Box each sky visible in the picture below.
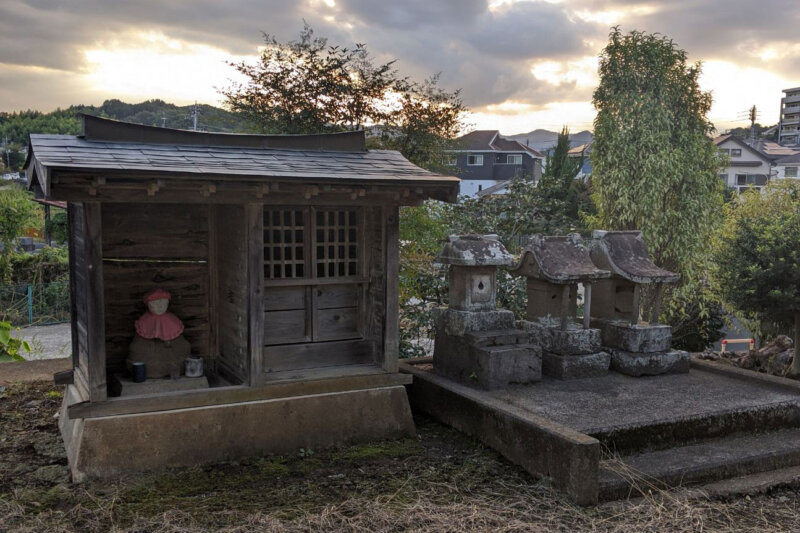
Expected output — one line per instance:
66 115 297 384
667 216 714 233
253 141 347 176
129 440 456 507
1 0 799 136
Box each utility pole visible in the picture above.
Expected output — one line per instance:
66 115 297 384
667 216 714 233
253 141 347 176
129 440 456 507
2 136 11 172
190 102 199 131
161 112 167 128
749 105 758 146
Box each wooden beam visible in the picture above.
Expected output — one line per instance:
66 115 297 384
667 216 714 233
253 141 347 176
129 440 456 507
382 206 400 373
84 202 107 402
246 204 264 385
208 205 218 358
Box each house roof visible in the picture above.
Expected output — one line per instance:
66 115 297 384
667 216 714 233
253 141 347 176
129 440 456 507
750 138 800 160
454 130 544 157
568 142 592 156
589 230 680 284
475 180 510 197
713 134 773 162
25 115 460 200
775 153 800 165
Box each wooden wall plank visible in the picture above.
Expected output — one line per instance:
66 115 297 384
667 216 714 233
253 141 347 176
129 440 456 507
261 339 375 373
102 203 209 259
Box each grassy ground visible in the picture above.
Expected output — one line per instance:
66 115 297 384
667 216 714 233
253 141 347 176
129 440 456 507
1 381 799 532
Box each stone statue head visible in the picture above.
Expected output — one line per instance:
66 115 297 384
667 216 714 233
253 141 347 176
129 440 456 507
143 288 171 316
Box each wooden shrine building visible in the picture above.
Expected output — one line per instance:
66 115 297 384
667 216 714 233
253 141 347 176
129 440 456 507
25 114 459 479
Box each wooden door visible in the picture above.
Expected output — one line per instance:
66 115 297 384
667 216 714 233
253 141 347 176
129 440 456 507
261 207 372 372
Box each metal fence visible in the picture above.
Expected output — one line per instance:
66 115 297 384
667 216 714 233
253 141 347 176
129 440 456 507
0 281 70 326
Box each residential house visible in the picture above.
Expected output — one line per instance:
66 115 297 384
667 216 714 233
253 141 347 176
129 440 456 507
774 153 800 180
568 141 592 180
778 87 800 147
446 130 544 197
714 135 774 192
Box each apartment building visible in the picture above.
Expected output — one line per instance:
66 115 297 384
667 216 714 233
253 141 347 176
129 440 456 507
778 86 800 147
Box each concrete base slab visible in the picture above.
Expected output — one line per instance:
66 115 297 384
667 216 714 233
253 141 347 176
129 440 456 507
610 349 690 377
542 351 610 380
518 319 602 355
591 319 672 353
60 383 415 481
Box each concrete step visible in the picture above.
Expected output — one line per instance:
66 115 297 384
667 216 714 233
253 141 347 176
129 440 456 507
598 427 800 501
590 400 800 455
463 329 530 347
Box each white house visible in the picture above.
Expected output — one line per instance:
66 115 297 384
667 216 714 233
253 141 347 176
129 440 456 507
714 135 774 192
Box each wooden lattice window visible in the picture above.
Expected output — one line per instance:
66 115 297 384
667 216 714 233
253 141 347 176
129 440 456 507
263 209 307 280
314 209 359 278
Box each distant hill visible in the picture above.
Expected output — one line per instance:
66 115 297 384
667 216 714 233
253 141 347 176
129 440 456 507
0 99 253 146
506 129 594 153
0 99 255 171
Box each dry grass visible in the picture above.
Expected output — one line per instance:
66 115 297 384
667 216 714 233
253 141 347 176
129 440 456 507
1 381 798 532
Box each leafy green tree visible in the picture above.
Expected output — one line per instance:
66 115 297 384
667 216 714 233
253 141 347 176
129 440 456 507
591 28 724 277
222 25 466 171
714 181 800 376
0 186 42 282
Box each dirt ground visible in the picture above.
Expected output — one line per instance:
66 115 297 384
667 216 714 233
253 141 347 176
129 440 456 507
1 381 799 533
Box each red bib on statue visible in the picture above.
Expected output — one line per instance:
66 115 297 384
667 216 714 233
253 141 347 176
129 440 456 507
134 312 185 341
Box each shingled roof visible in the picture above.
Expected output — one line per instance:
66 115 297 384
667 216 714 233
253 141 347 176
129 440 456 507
454 130 544 157
25 115 460 200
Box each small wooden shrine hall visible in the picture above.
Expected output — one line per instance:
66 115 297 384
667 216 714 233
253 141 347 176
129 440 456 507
25 114 459 479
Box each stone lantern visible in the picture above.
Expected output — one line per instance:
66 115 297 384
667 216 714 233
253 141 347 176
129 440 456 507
588 230 688 376
511 233 613 379
439 234 510 312
433 235 541 389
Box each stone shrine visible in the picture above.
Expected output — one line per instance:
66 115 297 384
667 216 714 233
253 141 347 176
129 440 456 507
511 234 613 379
588 230 689 376
432 235 541 389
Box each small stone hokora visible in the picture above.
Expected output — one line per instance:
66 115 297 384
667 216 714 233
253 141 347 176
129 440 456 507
127 288 190 379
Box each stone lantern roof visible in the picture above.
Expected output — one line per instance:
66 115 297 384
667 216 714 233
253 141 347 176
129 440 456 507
510 233 611 284
438 234 513 266
589 230 680 284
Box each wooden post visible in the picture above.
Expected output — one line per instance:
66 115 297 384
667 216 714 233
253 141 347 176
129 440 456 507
630 284 641 325
650 283 663 325
559 284 571 331
246 204 264 386
583 282 592 330
84 202 107 402
382 205 399 373
207 205 218 360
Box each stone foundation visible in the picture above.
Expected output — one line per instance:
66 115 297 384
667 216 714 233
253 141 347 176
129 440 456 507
542 351 611 380
609 349 690 377
432 307 515 336
60 383 415 481
434 332 541 389
591 319 672 353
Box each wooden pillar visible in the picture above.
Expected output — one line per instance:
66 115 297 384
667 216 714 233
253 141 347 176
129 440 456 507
559 284 571 331
382 205 399 372
246 204 264 386
84 202 107 402
44 204 51 246
650 283 663 325
583 282 592 330
630 284 641 325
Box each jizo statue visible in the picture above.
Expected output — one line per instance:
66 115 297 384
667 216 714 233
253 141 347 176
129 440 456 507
128 288 190 379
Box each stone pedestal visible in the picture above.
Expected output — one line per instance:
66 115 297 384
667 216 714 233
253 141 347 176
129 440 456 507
433 308 540 389
518 318 610 380
128 335 190 379
592 318 689 376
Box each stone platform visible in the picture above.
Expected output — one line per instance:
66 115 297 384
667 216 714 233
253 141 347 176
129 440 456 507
60 377 415 481
402 356 800 505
